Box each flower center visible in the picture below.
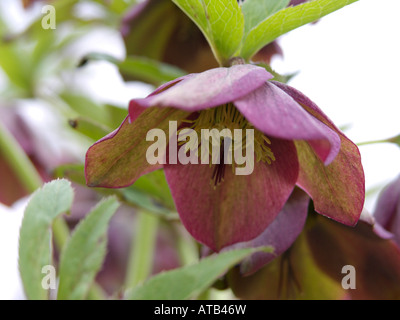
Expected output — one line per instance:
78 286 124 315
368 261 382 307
179 104 275 186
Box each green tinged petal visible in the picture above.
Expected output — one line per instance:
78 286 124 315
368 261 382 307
85 108 188 188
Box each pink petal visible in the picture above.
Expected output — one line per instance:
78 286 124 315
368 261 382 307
164 138 299 251
272 81 365 226
129 76 192 121
128 65 272 113
271 81 341 132
234 82 340 165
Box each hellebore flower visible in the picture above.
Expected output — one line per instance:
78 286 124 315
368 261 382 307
374 174 400 247
85 64 365 251
227 191 400 300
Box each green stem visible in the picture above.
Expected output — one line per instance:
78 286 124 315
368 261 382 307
0 121 43 193
175 225 198 266
357 139 389 146
52 216 71 252
125 210 159 288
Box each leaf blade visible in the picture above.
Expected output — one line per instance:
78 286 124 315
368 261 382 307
124 247 272 300
172 0 244 64
240 0 359 60
18 179 74 300
241 0 290 35
57 197 120 300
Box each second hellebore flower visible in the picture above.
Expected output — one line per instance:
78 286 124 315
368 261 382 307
85 64 365 251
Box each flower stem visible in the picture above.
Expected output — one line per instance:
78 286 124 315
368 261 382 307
357 133 400 147
125 210 159 288
357 139 389 146
175 225 198 266
52 216 71 252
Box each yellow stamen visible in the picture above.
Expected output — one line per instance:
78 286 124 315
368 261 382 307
178 104 275 186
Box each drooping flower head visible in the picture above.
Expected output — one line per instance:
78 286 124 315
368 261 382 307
85 63 365 251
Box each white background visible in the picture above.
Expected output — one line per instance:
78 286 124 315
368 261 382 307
272 0 400 211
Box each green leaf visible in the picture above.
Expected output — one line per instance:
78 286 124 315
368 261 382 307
0 42 33 93
53 164 86 186
241 0 290 34
68 117 111 141
124 247 271 300
107 0 138 14
19 179 74 300
132 170 175 210
119 55 186 85
60 93 110 126
240 0 359 60
172 0 244 65
60 91 128 131
120 171 177 218
57 197 120 300
121 187 175 218
80 53 186 86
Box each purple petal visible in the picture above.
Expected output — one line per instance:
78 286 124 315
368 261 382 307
128 65 272 113
128 76 192 122
271 81 341 134
359 209 393 239
164 138 299 251
148 75 194 97
289 0 309 6
234 82 340 165
228 188 309 275
374 175 400 246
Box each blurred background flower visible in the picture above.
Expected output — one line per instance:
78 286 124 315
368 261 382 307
226 196 400 300
373 174 400 247
1 0 400 300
